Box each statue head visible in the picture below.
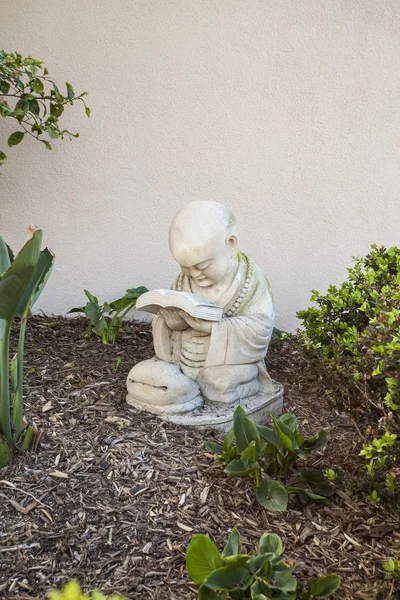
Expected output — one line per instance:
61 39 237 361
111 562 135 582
169 201 238 287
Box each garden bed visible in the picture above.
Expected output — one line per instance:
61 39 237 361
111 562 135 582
0 317 398 599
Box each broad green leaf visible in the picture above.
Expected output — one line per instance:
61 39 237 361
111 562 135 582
84 289 98 304
0 227 42 321
204 441 223 455
222 428 235 451
125 286 148 299
16 248 54 318
270 564 297 592
221 554 250 568
309 574 341 597
8 131 24 147
85 301 101 323
233 406 260 453
251 581 271 597
186 534 222 585
247 553 273 575
278 414 299 432
224 458 255 475
241 440 257 461
259 533 283 555
222 528 241 557
0 236 11 276
256 480 288 512
220 445 238 461
271 416 295 452
0 151 7 164
256 424 279 448
93 317 108 337
198 586 227 600
204 566 252 591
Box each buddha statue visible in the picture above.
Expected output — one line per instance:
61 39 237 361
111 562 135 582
126 201 275 416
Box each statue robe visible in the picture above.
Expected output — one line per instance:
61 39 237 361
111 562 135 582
152 252 275 403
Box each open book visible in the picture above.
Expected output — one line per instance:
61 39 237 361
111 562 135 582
136 289 223 321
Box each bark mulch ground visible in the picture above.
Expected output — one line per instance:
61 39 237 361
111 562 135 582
1 317 399 600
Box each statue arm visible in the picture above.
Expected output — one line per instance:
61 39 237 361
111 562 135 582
205 313 274 368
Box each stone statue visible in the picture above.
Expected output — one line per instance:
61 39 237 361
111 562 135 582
127 201 282 428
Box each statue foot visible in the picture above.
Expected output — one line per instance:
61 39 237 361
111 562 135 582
126 357 203 415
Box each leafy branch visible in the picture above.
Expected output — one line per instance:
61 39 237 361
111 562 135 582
0 50 90 165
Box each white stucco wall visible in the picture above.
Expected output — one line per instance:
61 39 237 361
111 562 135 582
1 1 400 331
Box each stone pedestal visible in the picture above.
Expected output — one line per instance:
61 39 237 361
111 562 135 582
127 381 283 433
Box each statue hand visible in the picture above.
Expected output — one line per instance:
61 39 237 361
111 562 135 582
179 311 212 334
159 308 189 331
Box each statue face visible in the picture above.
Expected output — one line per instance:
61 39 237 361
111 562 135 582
173 237 237 287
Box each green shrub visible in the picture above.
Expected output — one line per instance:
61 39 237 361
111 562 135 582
186 529 341 598
69 287 148 344
297 245 400 496
205 407 332 512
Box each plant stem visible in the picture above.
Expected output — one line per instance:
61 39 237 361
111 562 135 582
12 318 26 442
0 319 12 443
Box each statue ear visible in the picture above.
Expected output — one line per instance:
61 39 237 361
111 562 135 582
226 235 238 250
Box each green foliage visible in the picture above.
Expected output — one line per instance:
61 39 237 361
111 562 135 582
0 50 89 165
0 227 54 466
205 407 332 512
324 469 338 482
186 529 341 599
70 287 148 344
297 245 400 497
382 558 400 580
48 580 124 600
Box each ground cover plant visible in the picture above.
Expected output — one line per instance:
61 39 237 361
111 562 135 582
186 529 341 598
205 408 332 512
49 580 123 600
1 316 397 599
0 227 53 466
297 245 400 501
0 50 89 165
69 287 148 344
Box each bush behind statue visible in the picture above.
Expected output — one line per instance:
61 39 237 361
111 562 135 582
297 245 400 497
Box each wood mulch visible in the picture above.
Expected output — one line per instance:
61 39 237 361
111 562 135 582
0 317 399 600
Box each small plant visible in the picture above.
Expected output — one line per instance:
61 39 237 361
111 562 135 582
0 50 89 165
48 580 124 600
383 558 400 580
70 287 148 344
186 529 341 599
0 227 54 466
324 469 338 481
205 407 332 512
369 490 380 504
